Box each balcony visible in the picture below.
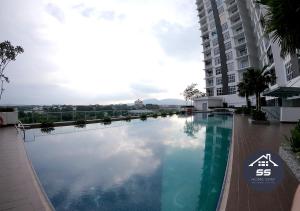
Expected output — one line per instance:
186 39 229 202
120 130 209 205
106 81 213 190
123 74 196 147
205 69 213 77
230 16 241 26
235 35 246 46
238 58 249 69
228 6 239 17
204 51 212 60
236 47 248 58
233 25 244 36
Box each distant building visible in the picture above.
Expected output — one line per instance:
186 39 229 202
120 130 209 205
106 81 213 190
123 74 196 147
134 99 144 109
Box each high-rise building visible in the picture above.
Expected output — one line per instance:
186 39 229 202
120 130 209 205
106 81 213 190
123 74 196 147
194 0 300 112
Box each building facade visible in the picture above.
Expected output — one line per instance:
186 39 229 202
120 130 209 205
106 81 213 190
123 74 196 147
194 0 300 110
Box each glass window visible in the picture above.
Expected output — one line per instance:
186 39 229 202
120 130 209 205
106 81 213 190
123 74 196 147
216 77 222 85
227 62 234 71
214 47 220 55
228 74 235 83
229 86 236 94
217 87 223 96
206 88 214 96
223 31 230 40
216 67 221 75
221 22 228 31
215 57 221 65
225 41 231 50
226 51 233 60
213 38 218 46
218 6 224 14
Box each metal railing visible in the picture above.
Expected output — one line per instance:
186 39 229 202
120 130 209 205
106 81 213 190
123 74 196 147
16 120 26 139
18 109 180 124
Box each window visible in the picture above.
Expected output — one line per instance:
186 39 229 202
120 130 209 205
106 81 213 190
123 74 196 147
218 6 224 14
214 47 220 55
229 86 236 94
217 88 223 96
208 13 214 21
207 78 214 86
223 31 230 40
216 77 222 85
221 22 228 31
211 31 217 38
239 59 249 69
226 51 233 60
238 47 248 57
228 74 235 83
206 88 214 96
227 62 234 71
216 67 221 75
210 21 216 29
213 38 218 46
225 41 231 50
215 56 221 65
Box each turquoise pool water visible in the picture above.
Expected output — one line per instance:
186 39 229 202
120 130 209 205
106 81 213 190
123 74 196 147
25 113 232 211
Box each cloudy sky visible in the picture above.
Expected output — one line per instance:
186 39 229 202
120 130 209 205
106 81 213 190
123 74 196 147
0 0 204 105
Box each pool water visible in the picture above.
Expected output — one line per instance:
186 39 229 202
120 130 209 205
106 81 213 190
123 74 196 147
25 113 232 211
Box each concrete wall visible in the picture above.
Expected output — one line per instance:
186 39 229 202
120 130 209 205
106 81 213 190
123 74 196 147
280 107 300 122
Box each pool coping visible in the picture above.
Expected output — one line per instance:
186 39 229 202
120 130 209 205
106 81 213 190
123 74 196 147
216 114 235 211
22 129 56 211
0 127 54 211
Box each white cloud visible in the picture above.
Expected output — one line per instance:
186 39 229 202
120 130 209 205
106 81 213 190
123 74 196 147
0 0 205 105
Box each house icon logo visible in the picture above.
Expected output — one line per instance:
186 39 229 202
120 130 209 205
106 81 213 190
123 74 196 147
243 151 284 191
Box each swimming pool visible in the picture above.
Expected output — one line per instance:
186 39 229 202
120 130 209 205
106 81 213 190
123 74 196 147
25 113 232 211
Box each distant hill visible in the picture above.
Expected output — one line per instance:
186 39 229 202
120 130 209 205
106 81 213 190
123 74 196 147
143 98 186 105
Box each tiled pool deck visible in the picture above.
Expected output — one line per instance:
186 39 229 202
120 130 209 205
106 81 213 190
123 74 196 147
0 127 52 211
221 115 299 211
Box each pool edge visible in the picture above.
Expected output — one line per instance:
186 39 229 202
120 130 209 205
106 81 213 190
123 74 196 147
20 129 56 211
216 114 235 211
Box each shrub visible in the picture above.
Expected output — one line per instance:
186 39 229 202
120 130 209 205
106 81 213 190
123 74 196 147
74 119 86 128
243 107 252 115
175 111 180 115
103 117 112 124
251 110 267 121
40 121 54 128
75 119 86 125
152 113 158 118
235 107 243 114
124 115 131 122
168 112 174 116
140 114 147 121
161 112 167 117
286 120 300 152
40 127 55 133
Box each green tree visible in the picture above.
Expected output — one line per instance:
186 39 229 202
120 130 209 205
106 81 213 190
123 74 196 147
0 41 24 100
238 67 275 111
257 0 300 56
237 81 253 108
183 83 205 105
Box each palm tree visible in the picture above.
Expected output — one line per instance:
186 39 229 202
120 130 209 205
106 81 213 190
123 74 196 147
237 81 253 108
257 0 300 56
238 66 275 111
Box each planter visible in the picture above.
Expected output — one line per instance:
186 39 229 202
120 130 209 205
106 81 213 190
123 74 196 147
0 111 18 126
248 118 270 125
